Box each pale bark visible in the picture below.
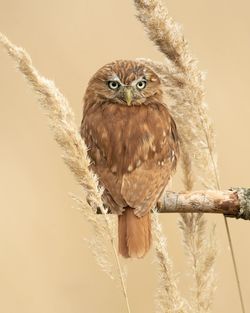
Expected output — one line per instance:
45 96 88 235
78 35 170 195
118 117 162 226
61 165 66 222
98 188 250 220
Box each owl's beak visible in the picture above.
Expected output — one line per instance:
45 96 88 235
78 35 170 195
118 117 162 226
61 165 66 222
123 88 133 106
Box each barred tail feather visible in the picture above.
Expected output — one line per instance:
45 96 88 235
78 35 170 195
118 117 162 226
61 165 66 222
118 208 151 258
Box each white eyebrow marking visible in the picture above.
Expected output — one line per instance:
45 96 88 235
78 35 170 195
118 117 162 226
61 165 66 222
108 74 122 83
131 76 147 86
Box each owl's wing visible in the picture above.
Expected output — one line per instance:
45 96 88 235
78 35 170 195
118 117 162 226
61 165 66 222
121 112 179 218
81 103 128 214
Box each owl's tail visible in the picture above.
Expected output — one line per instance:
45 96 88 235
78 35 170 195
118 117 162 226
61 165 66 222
118 208 151 258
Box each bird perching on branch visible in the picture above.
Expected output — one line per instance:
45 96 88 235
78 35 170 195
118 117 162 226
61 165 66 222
81 60 179 258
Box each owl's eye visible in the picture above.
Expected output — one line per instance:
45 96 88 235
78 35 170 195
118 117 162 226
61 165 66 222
136 80 147 90
108 81 120 90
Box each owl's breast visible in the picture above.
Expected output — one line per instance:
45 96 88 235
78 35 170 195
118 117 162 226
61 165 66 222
82 102 177 175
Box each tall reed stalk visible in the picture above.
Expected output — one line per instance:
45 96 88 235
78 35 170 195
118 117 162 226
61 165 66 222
134 1 218 312
0 32 131 313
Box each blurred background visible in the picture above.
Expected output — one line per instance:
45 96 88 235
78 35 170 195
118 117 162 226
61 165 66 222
0 1 249 312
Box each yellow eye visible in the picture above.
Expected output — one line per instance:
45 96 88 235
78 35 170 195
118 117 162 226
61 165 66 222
136 80 147 90
108 81 120 90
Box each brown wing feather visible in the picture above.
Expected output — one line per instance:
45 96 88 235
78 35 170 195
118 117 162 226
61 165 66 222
121 161 172 217
121 106 179 217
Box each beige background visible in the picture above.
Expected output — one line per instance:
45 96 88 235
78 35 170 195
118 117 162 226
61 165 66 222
0 1 250 312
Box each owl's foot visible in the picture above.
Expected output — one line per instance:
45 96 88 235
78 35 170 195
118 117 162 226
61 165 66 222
156 200 164 212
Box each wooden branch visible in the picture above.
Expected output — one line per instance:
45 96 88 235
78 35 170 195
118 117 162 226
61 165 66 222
98 188 250 220
158 188 250 220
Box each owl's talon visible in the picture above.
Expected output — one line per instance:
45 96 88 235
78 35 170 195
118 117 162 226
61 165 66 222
156 200 164 212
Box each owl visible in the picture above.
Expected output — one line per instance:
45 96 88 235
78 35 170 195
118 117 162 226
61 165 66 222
81 60 179 258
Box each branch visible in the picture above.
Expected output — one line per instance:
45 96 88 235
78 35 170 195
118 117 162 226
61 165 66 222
98 188 250 220
159 188 250 219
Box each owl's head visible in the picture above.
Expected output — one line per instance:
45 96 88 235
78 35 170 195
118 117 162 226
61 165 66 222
86 60 163 106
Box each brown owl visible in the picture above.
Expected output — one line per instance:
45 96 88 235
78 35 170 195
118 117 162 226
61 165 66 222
81 60 179 258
